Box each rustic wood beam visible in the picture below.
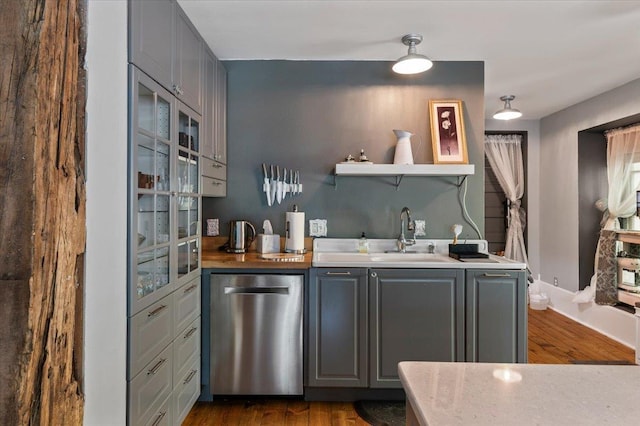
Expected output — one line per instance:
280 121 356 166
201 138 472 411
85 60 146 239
0 0 86 423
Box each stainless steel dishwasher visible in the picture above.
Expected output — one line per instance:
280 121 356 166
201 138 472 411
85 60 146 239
210 273 304 395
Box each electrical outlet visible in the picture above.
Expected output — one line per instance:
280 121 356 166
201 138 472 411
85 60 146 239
309 219 327 237
553 277 559 286
414 220 426 236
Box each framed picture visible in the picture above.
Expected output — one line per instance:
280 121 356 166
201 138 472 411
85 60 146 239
429 100 468 164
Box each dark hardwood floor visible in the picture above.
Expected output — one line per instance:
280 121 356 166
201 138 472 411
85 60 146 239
183 308 636 426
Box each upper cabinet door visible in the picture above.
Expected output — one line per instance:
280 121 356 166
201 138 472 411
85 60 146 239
201 48 216 161
129 0 175 92
174 7 203 113
215 62 227 164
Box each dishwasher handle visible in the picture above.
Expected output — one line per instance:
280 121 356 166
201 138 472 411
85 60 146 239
224 286 290 295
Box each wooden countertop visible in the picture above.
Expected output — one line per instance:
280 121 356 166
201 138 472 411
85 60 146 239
201 236 313 269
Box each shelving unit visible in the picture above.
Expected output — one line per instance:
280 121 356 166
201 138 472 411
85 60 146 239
333 163 475 189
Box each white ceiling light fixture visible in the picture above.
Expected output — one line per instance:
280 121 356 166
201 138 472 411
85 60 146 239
493 95 523 120
392 34 433 75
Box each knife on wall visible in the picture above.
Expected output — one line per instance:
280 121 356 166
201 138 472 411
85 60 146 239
270 164 277 206
276 166 283 204
282 168 288 200
262 163 272 206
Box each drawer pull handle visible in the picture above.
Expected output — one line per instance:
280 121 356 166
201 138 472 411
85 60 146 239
147 358 167 375
147 304 167 317
482 273 511 278
184 369 197 384
184 326 198 339
151 411 167 426
325 271 351 276
184 284 198 294
212 163 223 168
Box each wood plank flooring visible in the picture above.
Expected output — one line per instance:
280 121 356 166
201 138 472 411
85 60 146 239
183 308 636 426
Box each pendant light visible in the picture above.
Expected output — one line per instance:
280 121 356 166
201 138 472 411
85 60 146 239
392 34 433 75
493 95 523 120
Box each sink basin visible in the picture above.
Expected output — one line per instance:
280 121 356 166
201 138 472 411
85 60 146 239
313 253 373 264
369 253 452 262
313 251 459 267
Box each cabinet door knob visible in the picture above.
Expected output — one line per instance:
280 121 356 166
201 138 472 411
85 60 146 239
370 272 377 278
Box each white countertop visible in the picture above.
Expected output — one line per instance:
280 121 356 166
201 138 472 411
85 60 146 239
399 361 640 426
312 238 527 269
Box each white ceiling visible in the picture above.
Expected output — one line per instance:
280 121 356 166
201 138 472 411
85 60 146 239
178 0 640 119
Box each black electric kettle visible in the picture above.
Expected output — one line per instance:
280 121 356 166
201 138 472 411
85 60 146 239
227 220 256 253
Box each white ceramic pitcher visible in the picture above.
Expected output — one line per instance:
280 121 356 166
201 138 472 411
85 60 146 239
393 129 414 165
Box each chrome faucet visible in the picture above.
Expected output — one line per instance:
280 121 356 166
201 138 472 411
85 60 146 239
397 206 416 253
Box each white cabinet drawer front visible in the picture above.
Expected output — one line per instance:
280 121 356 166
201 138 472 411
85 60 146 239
129 345 173 426
201 158 226 180
173 276 201 336
173 316 201 384
143 394 172 426
201 175 226 197
130 296 174 379
173 357 201 426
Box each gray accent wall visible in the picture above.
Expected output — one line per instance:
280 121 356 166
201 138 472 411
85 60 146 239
203 61 485 240
539 78 640 292
577 131 607 290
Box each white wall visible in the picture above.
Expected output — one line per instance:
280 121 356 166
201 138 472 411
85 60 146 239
485 119 541 276
539 78 640 292
85 1 128 424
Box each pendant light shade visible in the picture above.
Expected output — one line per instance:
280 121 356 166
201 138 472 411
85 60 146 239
493 95 522 120
393 34 433 75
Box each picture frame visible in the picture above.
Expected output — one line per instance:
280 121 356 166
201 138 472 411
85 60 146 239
429 100 468 164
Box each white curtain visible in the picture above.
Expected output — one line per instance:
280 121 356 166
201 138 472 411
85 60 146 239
484 134 528 264
574 124 640 304
596 125 640 303
603 125 640 227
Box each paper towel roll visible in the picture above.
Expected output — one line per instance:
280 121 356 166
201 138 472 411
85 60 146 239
285 211 305 253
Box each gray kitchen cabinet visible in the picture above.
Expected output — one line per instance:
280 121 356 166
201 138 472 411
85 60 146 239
369 268 465 388
201 47 227 197
174 6 202 113
129 0 202 113
129 0 174 93
465 269 527 363
128 64 202 425
308 268 368 388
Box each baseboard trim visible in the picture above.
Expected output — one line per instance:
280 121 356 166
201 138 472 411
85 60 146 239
534 280 635 349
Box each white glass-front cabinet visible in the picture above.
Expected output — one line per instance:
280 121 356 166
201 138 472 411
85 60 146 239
128 66 201 426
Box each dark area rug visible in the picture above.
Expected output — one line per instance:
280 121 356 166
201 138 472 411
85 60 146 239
353 400 405 426
570 360 634 365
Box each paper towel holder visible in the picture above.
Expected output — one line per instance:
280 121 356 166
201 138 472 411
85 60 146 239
285 205 307 254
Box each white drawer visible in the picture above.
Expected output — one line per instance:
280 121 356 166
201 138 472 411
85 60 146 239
173 276 201 336
129 344 173 426
143 394 172 426
129 296 174 379
201 158 226 180
201 175 226 197
173 357 201 426
173 316 201 384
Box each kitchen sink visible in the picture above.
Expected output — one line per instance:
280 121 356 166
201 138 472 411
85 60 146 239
369 253 455 262
311 238 522 269
313 251 459 267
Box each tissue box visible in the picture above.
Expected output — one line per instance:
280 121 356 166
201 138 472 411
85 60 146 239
257 234 280 254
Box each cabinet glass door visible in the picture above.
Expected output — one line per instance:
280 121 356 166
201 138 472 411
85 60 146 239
131 72 174 313
176 105 201 282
